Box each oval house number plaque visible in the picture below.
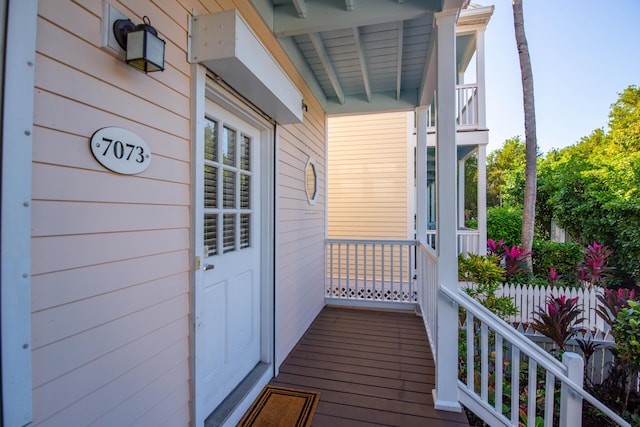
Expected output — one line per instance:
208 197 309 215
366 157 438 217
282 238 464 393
90 127 151 175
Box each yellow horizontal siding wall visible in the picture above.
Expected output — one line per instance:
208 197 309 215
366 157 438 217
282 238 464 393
328 112 412 240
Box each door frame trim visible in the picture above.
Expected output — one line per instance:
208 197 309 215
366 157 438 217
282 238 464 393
1 1 37 425
190 65 276 426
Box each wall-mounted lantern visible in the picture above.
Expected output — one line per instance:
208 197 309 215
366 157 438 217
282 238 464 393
113 16 165 73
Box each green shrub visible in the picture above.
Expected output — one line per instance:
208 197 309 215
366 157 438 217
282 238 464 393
487 206 522 247
458 253 518 320
531 240 583 285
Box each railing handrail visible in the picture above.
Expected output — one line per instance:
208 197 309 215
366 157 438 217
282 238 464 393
457 82 479 90
441 285 632 427
325 237 417 246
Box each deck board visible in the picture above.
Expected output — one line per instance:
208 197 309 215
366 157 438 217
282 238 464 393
271 306 469 426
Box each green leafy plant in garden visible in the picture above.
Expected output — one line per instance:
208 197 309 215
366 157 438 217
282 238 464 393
487 206 523 248
596 288 636 329
458 253 518 320
531 240 583 285
613 301 640 411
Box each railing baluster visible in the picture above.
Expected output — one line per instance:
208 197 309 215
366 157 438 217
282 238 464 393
346 244 350 298
495 334 503 413
338 243 342 298
544 371 554 427
329 242 333 297
481 322 489 401
511 347 520 426
466 312 474 391
364 244 368 299
373 244 376 297
391 244 395 300
354 243 359 298
528 358 537 427
381 244 385 296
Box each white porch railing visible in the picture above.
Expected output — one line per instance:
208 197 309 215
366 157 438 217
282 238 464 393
415 241 629 426
426 228 479 255
325 239 417 308
426 84 479 129
441 286 631 427
456 83 479 128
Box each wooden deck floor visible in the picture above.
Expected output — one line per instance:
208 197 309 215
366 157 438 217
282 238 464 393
271 306 469 427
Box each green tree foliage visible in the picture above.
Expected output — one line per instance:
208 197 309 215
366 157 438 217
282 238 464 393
490 85 640 285
539 85 640 285
531 241 583 284
486 206 522 247
487 136 526 207
464 154 478 225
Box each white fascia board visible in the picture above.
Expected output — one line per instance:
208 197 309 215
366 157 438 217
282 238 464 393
190 10 303 124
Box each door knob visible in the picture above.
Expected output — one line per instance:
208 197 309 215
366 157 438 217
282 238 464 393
203 264 215 271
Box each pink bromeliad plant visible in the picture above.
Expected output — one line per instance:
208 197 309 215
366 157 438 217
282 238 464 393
579 241 614 287
486 238 504 256
549 267 559 287
485 239 531 279
532 294 585 353
502 244 532 278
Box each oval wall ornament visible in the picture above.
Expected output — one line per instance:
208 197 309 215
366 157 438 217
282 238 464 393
90 127 151 175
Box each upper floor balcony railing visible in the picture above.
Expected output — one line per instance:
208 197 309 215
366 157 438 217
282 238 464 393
426 227 479 255
427 83 480 130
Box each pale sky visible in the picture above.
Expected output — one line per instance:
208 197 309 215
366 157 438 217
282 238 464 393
483 0 640 154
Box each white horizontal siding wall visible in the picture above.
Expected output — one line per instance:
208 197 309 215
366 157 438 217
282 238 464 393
328 112 413 239
30 0 227 425
276 102 327 366
31 0 328 424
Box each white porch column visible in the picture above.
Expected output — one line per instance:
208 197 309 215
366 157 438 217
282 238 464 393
433 8 462 412
476 29 487 129
416 108 428 240
477 144 487 255
458 158 465 228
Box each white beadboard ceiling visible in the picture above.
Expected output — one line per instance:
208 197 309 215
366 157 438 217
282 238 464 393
253 0 466 115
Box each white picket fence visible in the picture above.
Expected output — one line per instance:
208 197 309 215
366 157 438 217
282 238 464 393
461 282 608 333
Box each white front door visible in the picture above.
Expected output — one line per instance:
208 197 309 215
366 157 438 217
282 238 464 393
196 98 262 421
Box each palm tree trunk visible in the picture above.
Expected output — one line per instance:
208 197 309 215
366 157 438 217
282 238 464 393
512 0 537 270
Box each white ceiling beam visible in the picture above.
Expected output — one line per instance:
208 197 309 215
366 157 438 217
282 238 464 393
396 22 403 100
292 0 306 18
309 33 345 105
352 28 371 103
345 0 356 11
274 0 439 38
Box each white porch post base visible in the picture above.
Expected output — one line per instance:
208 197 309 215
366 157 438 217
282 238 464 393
432 389 462 412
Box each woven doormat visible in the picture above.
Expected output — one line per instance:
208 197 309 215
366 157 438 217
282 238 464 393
237 385 320 427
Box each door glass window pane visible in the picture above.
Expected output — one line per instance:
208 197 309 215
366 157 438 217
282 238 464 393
204 214 218 256
223 214 236 253
240 174 250 209
223 126 236 166
204 165 217 208
240 134 251 171
223 170 236 209
204 118 217 161
240 214 250 249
